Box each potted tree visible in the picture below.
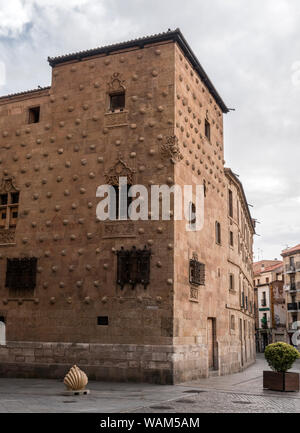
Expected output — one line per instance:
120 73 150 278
263 342 300 391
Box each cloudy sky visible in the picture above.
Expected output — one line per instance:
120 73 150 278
0 0 299 261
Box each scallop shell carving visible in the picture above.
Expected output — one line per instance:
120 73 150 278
63 365 88 391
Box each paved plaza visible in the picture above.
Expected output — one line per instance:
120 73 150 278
0 354 300 413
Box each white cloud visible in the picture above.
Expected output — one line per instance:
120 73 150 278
291 61 300 88
0 0 32 37
0 61 5 86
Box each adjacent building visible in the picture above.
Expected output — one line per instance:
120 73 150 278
253 260 285 351
0 29 255 383
282 244 300 344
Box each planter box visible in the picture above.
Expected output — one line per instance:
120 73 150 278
263 371 299 391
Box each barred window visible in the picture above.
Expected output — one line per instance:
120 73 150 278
5 258 37 296
117 246 151 290
189 258 205 286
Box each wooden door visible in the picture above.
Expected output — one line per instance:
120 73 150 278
207 318 216 370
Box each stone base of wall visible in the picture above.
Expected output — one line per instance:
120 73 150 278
0 341 256 384
0 341 175 384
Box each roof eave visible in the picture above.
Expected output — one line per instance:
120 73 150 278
47 28 229 114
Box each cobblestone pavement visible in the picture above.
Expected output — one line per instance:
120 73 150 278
1 354 300 413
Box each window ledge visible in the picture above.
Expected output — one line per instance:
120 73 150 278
105 109 128 115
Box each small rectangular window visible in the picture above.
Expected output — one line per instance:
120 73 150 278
110 93 125 111
228 189 233 217
205 119 210 141
229 274 234 291
230 231 234 247
28 106 40 124
215 221 221 244
97 316 109 326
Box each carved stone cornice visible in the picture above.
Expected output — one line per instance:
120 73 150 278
104 154 135 185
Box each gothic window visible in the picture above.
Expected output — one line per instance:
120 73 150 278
5 258 37 296
108 72 126 112
189 254 205 286
117 246 151 290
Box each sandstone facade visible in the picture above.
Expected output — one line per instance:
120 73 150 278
0 29 255 383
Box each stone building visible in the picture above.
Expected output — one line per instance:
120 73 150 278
253 260 285 352
282 244 300 345
0 29 255 383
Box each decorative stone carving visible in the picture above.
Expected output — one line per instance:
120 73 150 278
0 176 19 193
107 72 126 94
103 222 136 239
104 154 134 185
63 365 88 391
161 136 183 163
0 229 15 244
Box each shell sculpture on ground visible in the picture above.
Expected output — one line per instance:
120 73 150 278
64 365 88 391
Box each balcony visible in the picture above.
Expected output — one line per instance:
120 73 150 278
287 302 298 311
286 265 296 274
287 283 300 291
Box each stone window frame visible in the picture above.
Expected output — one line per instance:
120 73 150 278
0 177 20 235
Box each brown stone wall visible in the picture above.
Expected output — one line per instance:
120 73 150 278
0 36 255 383
172 43 255 378
0 41 177 355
